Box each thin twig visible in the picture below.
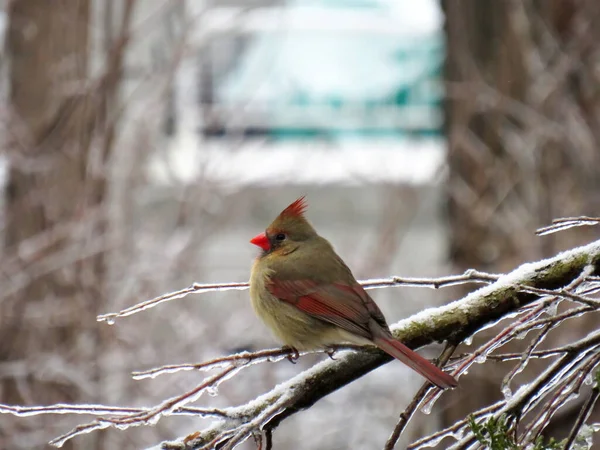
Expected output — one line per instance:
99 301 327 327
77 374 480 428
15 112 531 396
406 403 504 449
448 334 600 449
132 347 310 379
97 270 500 323
49 366 238 447
449 330 600 366
384 343 457 450
501 323 555 396
0 403 229 418
448 302 547 379
521 353 600 445
563 373 600 450
132 345 363 379
97 282 250 323
536 216 600 236
2 239 596 449
517 284 600 308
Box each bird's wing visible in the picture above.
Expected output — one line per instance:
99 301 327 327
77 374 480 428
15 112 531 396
266 278 385 339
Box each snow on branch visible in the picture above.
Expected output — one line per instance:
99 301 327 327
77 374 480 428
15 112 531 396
167 239 600 450
2 239 600 449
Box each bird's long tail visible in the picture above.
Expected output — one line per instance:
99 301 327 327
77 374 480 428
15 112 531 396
373 336 457 389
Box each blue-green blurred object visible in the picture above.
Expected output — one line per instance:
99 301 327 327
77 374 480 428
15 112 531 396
215 0 444 139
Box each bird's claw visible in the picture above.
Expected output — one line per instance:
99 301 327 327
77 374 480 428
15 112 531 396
283 346 299 364
325 347 337 360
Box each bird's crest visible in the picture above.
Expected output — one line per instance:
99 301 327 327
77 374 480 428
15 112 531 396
267 196 316 238
279 196 308 219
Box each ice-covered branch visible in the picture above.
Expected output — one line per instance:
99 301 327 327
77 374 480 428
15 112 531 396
562 370 600 450
96 270 499 324
3 240 600 448
536 216 600 236
384 343 457 450
164 239 600 449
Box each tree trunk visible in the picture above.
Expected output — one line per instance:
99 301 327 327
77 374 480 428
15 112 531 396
0 1 129 448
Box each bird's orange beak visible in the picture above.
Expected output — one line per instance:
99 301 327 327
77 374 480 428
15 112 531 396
250 233 270 251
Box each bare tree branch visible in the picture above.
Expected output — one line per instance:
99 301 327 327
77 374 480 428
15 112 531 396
562 371 600 450
166 239 600 449
2 239 599 448
97 270 500 324
536 216 600 236
384 343 457 450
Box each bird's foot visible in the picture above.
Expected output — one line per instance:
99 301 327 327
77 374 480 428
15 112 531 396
282 346 299 364
325 347 338 360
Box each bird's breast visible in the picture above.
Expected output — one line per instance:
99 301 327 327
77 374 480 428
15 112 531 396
249 261 338 350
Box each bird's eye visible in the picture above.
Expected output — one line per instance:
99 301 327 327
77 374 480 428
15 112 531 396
275 233 286 241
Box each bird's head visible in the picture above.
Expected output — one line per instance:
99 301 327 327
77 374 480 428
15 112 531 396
250 197 317 255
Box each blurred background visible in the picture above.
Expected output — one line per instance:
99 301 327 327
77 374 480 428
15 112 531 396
1 0 599 449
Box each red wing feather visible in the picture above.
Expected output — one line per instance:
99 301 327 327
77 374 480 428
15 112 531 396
268 277 458 389
267 278 374 339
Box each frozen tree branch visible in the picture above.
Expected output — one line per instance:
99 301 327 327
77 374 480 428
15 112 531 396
96 270 499 324
162 239 600 449
536 216 600 236
2 240 599 448
446 332 600 449
562 371 600 450
384 343 458 450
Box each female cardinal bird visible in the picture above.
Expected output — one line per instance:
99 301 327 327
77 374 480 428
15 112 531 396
249 197 457 389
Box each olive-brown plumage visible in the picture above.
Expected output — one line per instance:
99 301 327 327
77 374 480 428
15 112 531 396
249 197 457 389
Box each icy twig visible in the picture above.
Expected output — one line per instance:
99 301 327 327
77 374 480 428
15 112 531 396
536 216 600 236
165 240 600 449
133 347 312 379
384 343 457 450
460 267 600 394
513 304 592 332
50 366 238 447
406 403 504 449
517 284 600 308
132 345 362 379
361 270 500 290
3 239 598 448
449 302 547 379
0 403 228 418
49 345 363 447
418 300 551 409
479 331 600 364
205 393 296 450
97 270 500 324
521 352 600 445
562 370 600 450
447 332 600 449
501 323 555 399
97 281 249 323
